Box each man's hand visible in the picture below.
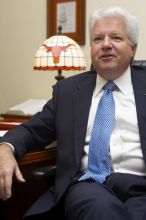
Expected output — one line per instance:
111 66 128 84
0 144 25 200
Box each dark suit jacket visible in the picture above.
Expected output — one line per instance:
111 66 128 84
1 65 146 216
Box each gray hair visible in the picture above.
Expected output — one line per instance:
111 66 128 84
89 6 139 46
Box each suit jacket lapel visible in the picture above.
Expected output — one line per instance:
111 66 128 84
73 71 96 168
131 66 146 161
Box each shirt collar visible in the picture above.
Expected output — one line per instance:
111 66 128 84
94 66 133 97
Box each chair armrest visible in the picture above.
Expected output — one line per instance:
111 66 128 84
32 165 56 179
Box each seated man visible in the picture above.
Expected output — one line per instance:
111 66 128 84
0 6 146 220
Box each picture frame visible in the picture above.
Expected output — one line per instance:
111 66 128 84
47 0 86 45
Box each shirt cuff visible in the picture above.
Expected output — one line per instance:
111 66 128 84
0 142 15 153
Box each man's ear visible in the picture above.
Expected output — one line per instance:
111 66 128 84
131 45 137 58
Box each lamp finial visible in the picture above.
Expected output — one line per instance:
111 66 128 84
57 25 63 35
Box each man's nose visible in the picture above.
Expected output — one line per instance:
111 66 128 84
102 37 112 48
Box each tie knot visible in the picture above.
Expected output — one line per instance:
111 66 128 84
104 81 116 91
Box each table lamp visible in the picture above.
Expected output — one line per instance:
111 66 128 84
33 26 86 81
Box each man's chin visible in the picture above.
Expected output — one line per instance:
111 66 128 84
98 64 117 73
93 60 118 73
96 65 119 80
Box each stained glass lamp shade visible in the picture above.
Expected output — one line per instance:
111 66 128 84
33 30 86 81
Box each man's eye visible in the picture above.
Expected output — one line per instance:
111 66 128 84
93 37 102 43
112 36 122 41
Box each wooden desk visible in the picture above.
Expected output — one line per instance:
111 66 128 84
0 117 27 131
0 117 57 220
1 113 31 120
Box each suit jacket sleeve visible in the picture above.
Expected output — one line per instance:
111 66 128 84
0 84 58 161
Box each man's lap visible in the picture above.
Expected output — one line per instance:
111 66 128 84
64 173 146 220
23 173 146 220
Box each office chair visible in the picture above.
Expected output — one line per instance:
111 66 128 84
132 60 146 66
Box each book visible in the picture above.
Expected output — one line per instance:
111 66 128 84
5 99 48 116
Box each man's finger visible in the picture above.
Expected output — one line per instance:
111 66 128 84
15 166 25 182
0 175 6 200
3 169 13 200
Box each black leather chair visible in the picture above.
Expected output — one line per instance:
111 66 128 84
132 60 146 66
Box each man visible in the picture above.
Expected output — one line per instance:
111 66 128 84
0 6 146 220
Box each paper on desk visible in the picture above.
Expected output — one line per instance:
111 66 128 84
0 130 8 137
0 122 21 125
5 99 48 116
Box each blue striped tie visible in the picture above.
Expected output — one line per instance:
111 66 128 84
79 81 116 183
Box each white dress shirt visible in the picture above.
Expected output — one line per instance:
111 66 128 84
81 66 146 176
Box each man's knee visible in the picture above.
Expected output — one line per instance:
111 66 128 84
64 181 115 219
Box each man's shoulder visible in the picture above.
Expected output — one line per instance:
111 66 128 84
58 70 96 85
131 65 146 76
131 64 146 73
131 65 146 83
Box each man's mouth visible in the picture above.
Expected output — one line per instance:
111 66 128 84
100 54 115 60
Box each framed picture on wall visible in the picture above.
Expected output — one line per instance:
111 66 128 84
47 0 86 45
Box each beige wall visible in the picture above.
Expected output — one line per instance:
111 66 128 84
0 0 146 113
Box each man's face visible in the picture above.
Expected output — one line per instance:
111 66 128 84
91 17 136 80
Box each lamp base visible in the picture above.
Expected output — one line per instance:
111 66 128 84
55 70 65 81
